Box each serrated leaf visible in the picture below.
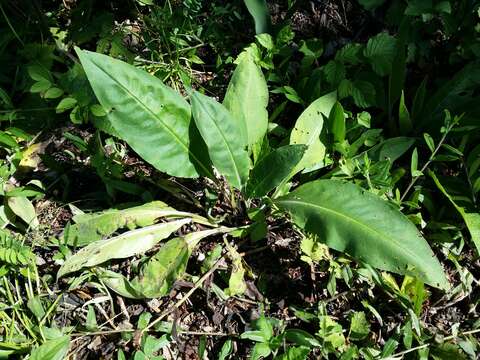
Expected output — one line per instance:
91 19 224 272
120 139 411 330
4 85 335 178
290 92 337 173
323 60 345 86
352 80 376 108
223 53 268 158
245 145 306 198
191 90 250 189
75 48 212 178
335 43 363 65
58 219 191 278
275 180 449 289
364 33 397 76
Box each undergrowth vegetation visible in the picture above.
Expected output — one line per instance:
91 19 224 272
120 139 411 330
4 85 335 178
0 0 479 359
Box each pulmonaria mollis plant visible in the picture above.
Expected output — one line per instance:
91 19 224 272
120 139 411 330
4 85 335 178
60 47 449 299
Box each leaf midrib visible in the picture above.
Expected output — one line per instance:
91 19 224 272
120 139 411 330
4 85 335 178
90 57 212 178
276 198 427 268
195 95 244 187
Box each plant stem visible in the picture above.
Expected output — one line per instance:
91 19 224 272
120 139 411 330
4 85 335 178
400 131 449 202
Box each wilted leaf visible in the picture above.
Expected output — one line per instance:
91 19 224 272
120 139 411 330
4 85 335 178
58 219 191 278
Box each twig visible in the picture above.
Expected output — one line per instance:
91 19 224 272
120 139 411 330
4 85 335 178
141 256 224 334
400 131 449 202
391 328 480 358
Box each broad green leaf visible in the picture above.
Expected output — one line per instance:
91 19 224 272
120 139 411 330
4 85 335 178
27 65 51 82
245 145 306 198
223 54 268 158
64 201 211 246
290 92 337 173
328 102 346 143
349 312 370 341
191 91 250 189
243 0 270 34
275 180 449 289
364 33 397 76
6 196 39 229
429 171 480 255
58 219 191 278
56 97 77 113
44 87 64 99
75 48 212 178
30 336 70 360
30 80 51 93
398 91 412 135
251 343 271 360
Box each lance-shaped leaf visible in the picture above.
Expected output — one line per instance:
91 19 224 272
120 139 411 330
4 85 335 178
275 180 449 290
64 201 211 246
290 92 337 174
223 54 268 156
429 171 480 255
75 48 212 178
245 145 306 198
58 219 191 278
191 91 250 188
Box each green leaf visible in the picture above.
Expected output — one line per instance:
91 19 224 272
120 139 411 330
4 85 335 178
58 219 191 278
223 53 268 158
251 342 271 360
30 80 51 93
429 171 480 255
423 133 435 153
335 43 363 65
284 329 321 347
218 340 233 360
245 145 306 198
6 196 39 229
131 237 190 298
349 312 370 341
398 91 412 135
64 201 210 246
275 180 449 289
364 33 397 76
56 97 77 113
290 92 337 173
75 48 211 178
323 60 345 86
243 0 270 34
328 102 346 143
411 148 422 177
27 65 51 82
30 336 70 360
191 91 250 189
44 87 64 99
274 347 310 360
225 242 247 296
358 0 386 10
412 77 427 121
